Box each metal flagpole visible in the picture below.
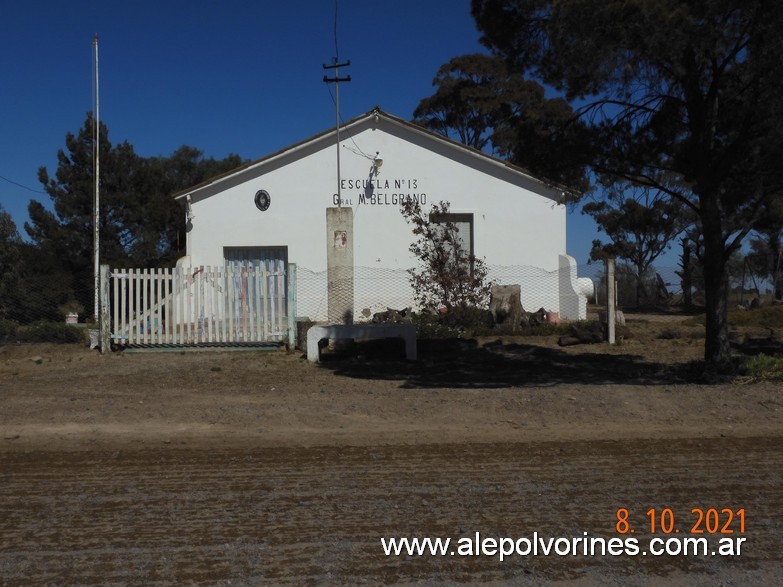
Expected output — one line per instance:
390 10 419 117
92 33 100 323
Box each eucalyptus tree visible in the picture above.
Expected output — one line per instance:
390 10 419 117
472 0 783 371
584 182 686 306
414 53 588 189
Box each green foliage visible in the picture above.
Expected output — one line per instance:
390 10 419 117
0 208 73 324
32 117 244 275
401 199 492 313
413 53 587 190
16 321 85 344
746 194 783 300
411 307 494 339
410 312 463 340
413 54 505 152
413 308 584 339
439 305 495 329
11 116 246 323
478 320 579 337
472 0 783 370
739 354 783 382
0 205 22 320
584 182 686 306
593 263 668 308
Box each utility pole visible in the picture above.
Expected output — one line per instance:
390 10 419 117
322 57 353 324
322 59 350 206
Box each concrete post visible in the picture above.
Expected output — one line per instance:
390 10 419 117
606 258 616 344
99 264 111 354
287 263 297 348
326 207 354 324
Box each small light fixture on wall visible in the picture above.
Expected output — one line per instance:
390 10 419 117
372 152 383 176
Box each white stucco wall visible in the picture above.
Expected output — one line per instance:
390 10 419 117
181 114 586 321
186 122 566 271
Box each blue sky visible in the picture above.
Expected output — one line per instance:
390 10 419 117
0 0 638 267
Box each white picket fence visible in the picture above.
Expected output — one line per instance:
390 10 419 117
110 264 296 346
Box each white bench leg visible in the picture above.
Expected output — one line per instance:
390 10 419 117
307 327 327 362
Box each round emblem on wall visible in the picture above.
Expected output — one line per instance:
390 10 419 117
254 190 271 211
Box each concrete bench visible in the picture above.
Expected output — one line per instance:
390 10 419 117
306 323 417 363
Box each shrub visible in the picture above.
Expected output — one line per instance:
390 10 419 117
739 354 783 382
401 199 491 312
413 309 586 339
17 321 85 344
440 306 494 330
411 312 463 339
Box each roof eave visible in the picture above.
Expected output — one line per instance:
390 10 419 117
174 107 579 204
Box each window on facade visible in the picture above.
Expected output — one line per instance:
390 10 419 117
224 246 288 270
429 212 475 272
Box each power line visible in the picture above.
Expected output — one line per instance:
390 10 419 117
333 0 340 61
0 174 46 194
324 82 374 160
323 0 372 161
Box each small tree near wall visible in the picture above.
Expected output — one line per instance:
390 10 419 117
400 199 491 312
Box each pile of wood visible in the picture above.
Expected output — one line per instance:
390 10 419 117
372 307 413 324
523 307 549 327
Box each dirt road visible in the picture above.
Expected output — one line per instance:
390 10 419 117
1 335 782 584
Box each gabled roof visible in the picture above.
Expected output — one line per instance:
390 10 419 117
174 106 573 202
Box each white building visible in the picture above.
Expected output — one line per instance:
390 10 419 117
175 107 591 322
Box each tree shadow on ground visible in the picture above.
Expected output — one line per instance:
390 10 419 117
314 338 704 389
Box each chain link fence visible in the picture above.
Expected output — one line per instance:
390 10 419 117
1 260 767 342
576 263 770 309
0 280 96 343
297 264 600 323
1 281 95 324
578 264 683 307
296 261 768 323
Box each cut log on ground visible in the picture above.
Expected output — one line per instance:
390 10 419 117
489 285 523 332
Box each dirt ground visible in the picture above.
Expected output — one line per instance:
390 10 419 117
1 316 782 585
